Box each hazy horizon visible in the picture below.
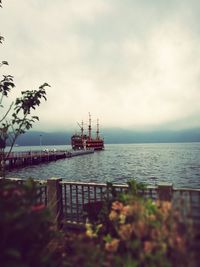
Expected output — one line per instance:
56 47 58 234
13 127 200 147
1 1 200 132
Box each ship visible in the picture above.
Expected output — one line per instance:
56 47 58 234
71 113 104 151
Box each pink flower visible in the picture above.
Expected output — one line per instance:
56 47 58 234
31 204 45 212
112 201 124 211
121 205 132 216
144 241 154 254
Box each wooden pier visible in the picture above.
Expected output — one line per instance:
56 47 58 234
4 149 94 169
4 150 69 169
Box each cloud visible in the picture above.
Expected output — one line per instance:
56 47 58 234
1 0 200 131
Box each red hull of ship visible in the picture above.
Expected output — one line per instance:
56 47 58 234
71 135 104 151
86 139 104 150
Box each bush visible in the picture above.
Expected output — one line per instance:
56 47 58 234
0 178 196 267
84 180 190 267
0 179 62 267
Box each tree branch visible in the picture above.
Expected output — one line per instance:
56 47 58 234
0 102 14 123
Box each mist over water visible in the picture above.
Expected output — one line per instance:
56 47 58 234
7 143 200 188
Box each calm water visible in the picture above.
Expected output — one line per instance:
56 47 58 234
7 143 200 188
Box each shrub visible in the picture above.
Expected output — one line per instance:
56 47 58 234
85 180 190 267
63 232 108 267
0 179 62 267
0 178 195 267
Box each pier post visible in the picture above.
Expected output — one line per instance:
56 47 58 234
47 178 63 229
157 182 173 201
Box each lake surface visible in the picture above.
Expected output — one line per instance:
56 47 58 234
6 143 200 188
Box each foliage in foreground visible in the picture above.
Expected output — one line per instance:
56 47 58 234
0 179 63 267
0 179 198 267
64 180 196 267
78 181 189 267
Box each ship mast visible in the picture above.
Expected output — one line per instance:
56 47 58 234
88 112 92 140
81 120 84 137
96 119 99 140
77 120 84 137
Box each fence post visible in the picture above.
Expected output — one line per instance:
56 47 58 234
47 178 63 229
157 182 173 201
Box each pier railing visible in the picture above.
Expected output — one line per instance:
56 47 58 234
2 178 200 228
4 150 70 169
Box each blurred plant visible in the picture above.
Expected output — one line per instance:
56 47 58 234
0 178 63 267
0 176 196 267
87 179 146 224
103 198 188 267
85 179 190 267
63 232 108 267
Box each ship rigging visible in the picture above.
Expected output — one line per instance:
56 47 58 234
71 113 104 150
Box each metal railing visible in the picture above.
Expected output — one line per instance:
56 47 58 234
60 181 200 226
61 181 127 222
60 181 160 223
2 178 200 227
6 150 67 159
173 188 200 226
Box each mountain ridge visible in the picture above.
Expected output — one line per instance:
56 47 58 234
14 128 200 146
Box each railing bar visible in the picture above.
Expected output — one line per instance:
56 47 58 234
100 187 103 201
44 186 47 206
70 184 73 221
199 192 200 207
40 187 43 204
94 186 97 202
189 190 192 205
42 187 45 204
76 185 79 222
88 185 91 203
60 181 129 188
82 185 85 211
106 185 109 200
173 188 200 193
64 184 67 218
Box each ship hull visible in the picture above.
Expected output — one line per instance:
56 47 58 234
86 140 104 150
71 135 104 151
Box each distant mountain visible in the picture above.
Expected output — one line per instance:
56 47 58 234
15 131 71 146
103 128 200 144
13 128 200 146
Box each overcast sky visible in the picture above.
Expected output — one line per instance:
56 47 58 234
1 0 200 132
